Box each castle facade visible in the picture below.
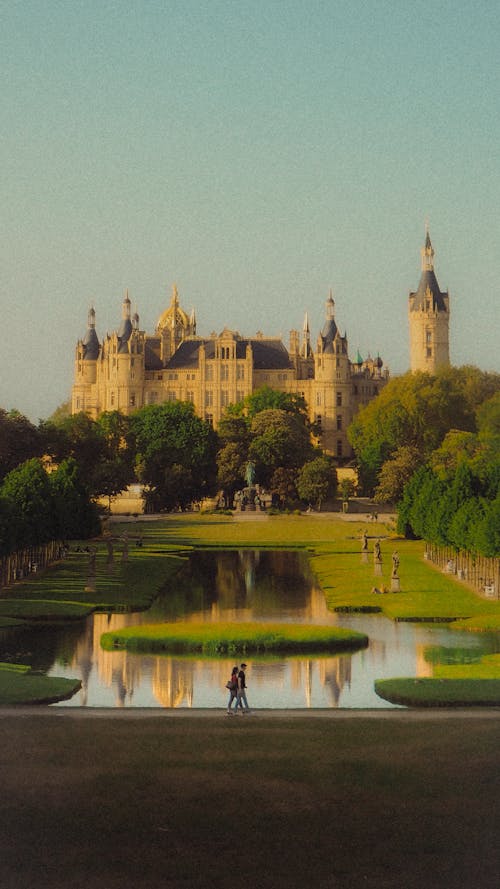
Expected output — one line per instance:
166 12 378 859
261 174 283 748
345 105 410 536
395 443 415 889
72 233 450 456
72 286 388 459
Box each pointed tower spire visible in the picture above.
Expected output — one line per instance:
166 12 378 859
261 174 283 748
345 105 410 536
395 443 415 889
301 311 311 357
421 226 434 272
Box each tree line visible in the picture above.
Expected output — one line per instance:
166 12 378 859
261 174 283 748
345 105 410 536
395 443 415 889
348 366 500 557
0 387 337 554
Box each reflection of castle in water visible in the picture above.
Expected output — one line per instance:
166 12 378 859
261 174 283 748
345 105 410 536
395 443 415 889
65 606 354 708
60 550 367 707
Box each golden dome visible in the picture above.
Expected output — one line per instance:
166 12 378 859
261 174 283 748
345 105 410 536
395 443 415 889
157 284 190 332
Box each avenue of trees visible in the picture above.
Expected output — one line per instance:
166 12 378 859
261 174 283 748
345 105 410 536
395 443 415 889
349 367 499 557
397 391 500 557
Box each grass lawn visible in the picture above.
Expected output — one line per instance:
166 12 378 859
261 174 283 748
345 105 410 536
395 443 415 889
100 619 368 654
0 713 498 889
0 663 81 705
2 513 499 705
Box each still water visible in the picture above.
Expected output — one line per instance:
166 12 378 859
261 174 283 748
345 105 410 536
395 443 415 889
1 550 493 708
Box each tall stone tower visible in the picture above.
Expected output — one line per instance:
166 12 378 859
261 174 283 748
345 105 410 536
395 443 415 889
408 230 450 372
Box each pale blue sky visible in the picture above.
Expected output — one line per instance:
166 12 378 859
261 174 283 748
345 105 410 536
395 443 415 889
1 0 499 421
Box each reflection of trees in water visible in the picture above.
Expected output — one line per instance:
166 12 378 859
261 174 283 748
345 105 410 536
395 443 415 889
0 621 86 674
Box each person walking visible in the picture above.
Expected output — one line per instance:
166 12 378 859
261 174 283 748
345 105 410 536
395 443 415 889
234 663 250 714
226 666 239 715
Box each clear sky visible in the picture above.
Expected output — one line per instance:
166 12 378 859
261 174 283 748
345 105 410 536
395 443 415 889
1 0 499 422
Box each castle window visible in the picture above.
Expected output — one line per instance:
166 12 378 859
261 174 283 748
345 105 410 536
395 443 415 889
130 394 136 407
337 392 342 406
426 331 432 345
205 391 213 407
353 385 358 395
337 441 343 458
221 390 230 407
149 392 158 404
206 365 213 382
236 390 245 403
110 393 115 406
76 397 81 409
157 373 163 380
205 413 213 426
186 391 194 403
131 358 135 366
220 364 229 381
167 392 177 401
337 416 342 430
426 347 432 358
316 392 322 406
237 364 245 380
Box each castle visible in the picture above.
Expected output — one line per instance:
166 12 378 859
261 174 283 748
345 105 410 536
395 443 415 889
72 232 449 458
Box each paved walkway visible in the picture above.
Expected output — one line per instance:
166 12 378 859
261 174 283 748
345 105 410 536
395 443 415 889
1 706 498 720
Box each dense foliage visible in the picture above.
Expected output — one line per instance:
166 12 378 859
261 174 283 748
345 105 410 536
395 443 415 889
348 366 500 497
397 391 500 555
0 457 100 556
130 401 219 511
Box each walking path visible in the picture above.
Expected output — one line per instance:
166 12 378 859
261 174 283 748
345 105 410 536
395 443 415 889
1 706 498 720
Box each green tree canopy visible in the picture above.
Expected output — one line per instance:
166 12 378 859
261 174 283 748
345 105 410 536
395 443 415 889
297 456 337 511
248 408 314 487
131 401 218 511
0 458 55 549
348 366 500 495
49 458 100 540
0 409 43 483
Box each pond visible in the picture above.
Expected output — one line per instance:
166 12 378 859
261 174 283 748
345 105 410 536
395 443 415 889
0 550 494 708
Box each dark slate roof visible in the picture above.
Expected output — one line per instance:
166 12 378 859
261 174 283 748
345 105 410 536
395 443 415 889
164 338 292 371
117 318 132 352
410 270 448 312
82 328 99 360
321 318 338 353
145 338 163 370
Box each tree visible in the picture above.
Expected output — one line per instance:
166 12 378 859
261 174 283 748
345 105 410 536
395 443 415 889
131 402 218 511
339 478 356 502
216 442 247 503
243 386 309 421
297 457 337 510
49 458 100 540
270 467 299 507
0 409 43 483
374 446 420 504
40 412 107 494
0 458 55 549
348 367 500 495
248 408 314 487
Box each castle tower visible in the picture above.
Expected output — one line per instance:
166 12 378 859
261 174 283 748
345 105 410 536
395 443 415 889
156 284 191 363
72 306 100 414
408 230 450 372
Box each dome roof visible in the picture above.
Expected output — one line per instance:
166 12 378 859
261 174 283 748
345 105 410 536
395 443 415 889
157 284 190 332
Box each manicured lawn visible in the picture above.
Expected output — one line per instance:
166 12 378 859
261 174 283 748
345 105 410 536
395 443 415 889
100 619 368 654
0 663 81 705
375 677 500 707
0 713 498 889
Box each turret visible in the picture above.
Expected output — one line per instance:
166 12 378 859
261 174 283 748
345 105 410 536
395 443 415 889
408 229 450 371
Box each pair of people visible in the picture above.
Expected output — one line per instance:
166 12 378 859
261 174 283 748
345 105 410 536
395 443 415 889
226 663 250 714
